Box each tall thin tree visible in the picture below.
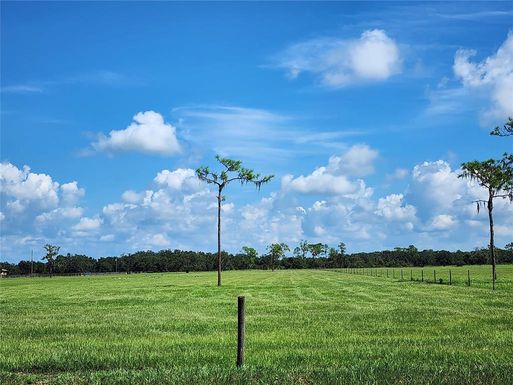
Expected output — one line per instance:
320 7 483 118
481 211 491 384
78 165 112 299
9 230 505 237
196 156 273 286
459 156 513 290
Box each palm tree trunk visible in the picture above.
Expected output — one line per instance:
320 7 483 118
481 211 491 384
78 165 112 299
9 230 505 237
488 189 496 290
217 187 222 287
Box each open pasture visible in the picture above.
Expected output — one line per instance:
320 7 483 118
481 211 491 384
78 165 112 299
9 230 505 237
1 266 513 384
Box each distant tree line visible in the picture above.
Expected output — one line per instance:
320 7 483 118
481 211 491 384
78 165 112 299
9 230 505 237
2 243 513 276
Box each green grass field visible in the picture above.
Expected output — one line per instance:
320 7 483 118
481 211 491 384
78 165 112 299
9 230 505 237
1 265 513 384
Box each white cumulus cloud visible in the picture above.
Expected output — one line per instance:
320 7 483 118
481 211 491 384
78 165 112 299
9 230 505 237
154 168 202 192
91 111 181 156
453 31 513 121
282 144 377 195
428 214 457 231
0 163 59 209
282 169 368 195
327 144 378 177
1 162 87 259
72 217 103 232
71 217 103 237
376 194 417 222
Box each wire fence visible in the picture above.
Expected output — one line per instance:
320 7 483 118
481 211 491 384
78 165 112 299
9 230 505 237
336 266 508 290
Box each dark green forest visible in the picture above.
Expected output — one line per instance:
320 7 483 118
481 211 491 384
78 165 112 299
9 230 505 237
2 244 513 276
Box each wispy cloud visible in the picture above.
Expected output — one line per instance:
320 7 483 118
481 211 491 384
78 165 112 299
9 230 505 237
173 105 298 163
424 85 475 116
272 29 402 87
62 70 128 86
435 10 513 21
172 105 365 165
1 70 130 95
0 85 44 94
294 131 366 145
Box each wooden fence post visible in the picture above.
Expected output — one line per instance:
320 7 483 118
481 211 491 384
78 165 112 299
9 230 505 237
467 270 471 287
421 269 424 282
401 269 403 281
410 270 413 281
237 296 245 367
449 270 452 285
434 270 436 283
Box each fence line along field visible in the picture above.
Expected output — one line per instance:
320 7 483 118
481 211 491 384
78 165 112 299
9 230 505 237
1 266 513 385
336 264 513 290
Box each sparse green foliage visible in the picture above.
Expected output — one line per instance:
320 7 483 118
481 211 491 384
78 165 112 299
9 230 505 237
338 242 347 256
196 156 273 286
241 246 258 259
42 244 60 276
459 158 513 201
308 243 325 258
196 155 274 190
293 239 310 259
266 243 290 271
490 117 513 136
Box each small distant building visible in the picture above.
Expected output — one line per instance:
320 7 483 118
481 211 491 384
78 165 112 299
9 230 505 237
0 269 7 278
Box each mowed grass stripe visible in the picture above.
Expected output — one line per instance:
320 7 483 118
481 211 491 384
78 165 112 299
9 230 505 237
1 267 512 384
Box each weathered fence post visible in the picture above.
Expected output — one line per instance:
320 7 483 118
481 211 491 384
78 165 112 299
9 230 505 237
393 269 395 279
421 269 424 282
434 270 436 284
410 270 413 281
387 269 389 278
467 270 471 287
449 270 452 285
237 296 245 368
401 269 403 281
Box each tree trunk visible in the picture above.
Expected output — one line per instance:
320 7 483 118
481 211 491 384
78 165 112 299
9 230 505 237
217 186 222 287
488 189 496 290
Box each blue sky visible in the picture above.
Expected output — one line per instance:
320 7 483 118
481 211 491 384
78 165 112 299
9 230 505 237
1 2 512 262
